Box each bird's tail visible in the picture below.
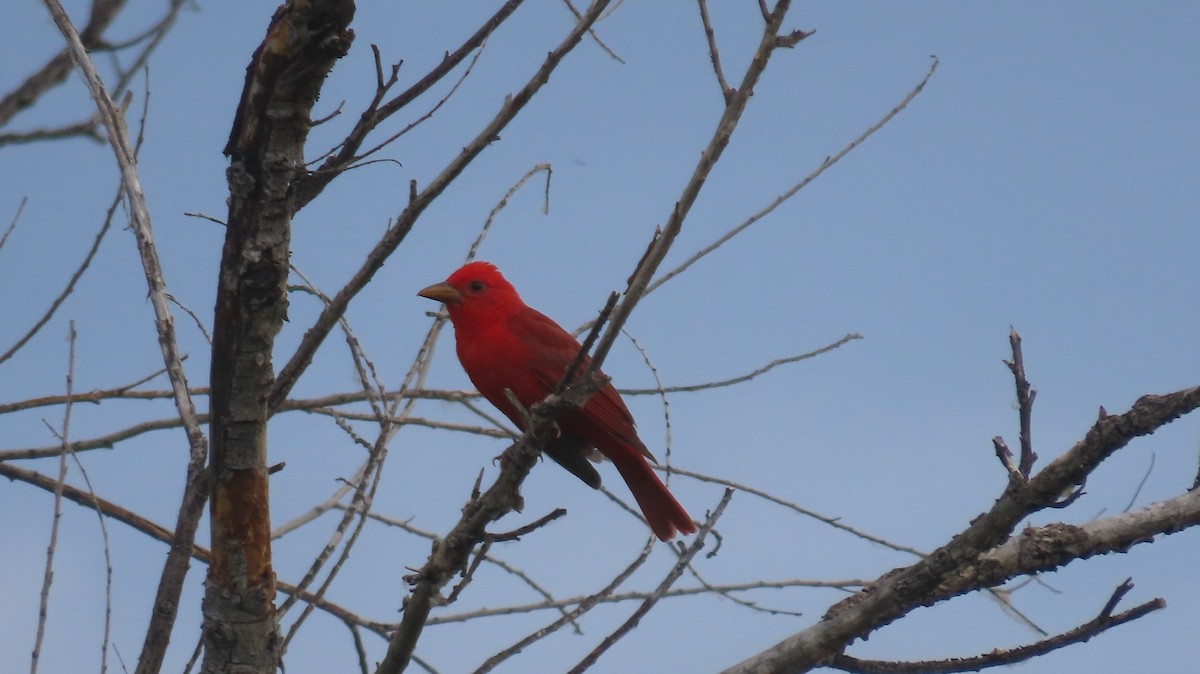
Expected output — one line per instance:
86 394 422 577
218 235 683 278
611 454 696 541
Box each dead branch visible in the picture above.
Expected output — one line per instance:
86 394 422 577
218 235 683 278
464 163 553 262
0 460 394 639
667 465 924 556
644 56 938 297
0 197 24 253
587 0 804 373
385 6 804 671
485 508 568 542
620 333 863 395
721 365 1200 674
935 488 1200 600
829 580 1164 673
268 0 613 414
560 0 625 64
0 118 103 146
1003 328 1038 477
427 577 864 626
696 0 734 103
279 306 395 647
0 181 119 366
293 0 529 207
30 322 76 674
471 537 657 674
565 489 732 674
39 6 211 673
0 0 126 127
2 331 856 418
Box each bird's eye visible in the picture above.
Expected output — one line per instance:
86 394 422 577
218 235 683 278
468 280 486 293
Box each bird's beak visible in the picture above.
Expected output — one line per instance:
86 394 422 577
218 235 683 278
417 282 462 305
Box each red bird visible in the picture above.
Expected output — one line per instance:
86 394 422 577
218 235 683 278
418 261 695 541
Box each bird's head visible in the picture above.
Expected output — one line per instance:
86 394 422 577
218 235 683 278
417 261 524 326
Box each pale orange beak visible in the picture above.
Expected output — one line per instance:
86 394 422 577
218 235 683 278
417 281 462 305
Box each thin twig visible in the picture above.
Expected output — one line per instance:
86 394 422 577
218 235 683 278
343 506 582 632
465 163 552 262
696 0 734 102
485 509 568 542
279 270 393 645
0 460 395 638
67 448 116 674
0 0 125 127
0 184 118 366
1123 453 1155 512
39 7 210 673
667 465 925 556
108 0 190 97
0 118 102 146
429 576 863 625
644 56 939 297
165 292 212 345
30 322 77 674
622 329 675 472
180 636 203 674
350 624 370 674
334 36 490 171
0 196 25 253
587 0 804 374
1 415 211 460
1004 327 1038 477
565 489 733 674
471 538 657 674
561 0 626 64
830 581 1164 673
621 333 862 394
295 0 530 207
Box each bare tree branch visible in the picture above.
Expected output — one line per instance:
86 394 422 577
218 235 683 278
428 577 864 626
0 118 103 146
565 489 733 673
621 333 862 395
0 197 25 254
696 0 733 103
0 182 119 366
830 580 1164 673
561 0 625 64
38 5 211 673
587 0 807 372
269 0 612 413
0 0 127 128
644 56 938 297
722 375 1200 673
1003 327 1038 477
0 460 396 639
67 449 116 674
666 465 924 557
293 0 530 207
30 322 77 674
471 537 657 674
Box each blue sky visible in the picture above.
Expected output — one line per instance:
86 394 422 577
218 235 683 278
2 2 1198 673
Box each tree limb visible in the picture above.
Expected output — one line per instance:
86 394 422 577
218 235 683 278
722 381 1200 673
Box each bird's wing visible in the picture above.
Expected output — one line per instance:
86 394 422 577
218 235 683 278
510 307 657 464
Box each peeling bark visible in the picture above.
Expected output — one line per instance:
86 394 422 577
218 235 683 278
204 2 354 672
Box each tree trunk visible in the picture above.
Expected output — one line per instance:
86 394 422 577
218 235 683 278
203 2 354 672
